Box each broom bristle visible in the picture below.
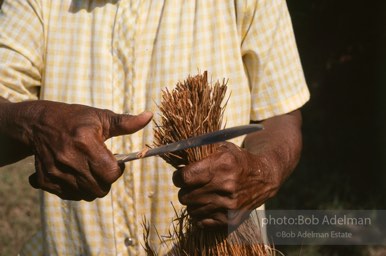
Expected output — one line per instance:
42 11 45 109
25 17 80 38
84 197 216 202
144 71 274 255
153 71 228 168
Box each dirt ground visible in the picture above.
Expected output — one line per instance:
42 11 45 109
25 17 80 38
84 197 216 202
0 157 40 256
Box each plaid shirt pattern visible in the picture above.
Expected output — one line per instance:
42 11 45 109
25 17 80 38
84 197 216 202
0 0 309 255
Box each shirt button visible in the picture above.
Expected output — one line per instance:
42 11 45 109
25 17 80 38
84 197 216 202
124 237 135 247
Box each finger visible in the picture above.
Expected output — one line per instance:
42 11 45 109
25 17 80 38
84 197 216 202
216 142 245 159
178 186 247 228
56 192 83 201
32 154 49 189
55 148 113 199
86 141 124 185
172 169 184 187
50 131 118 199
33 156 68 198
178 187 237 208
108 111 153 138
34 147 94 200
55 160 109 200
45 168 93 201
186 205 229 229
29 172 39 189
32 170 83 200
76 172 111 200
196 218 227 229
174 142 243 188
173 158 214 188
190 205 248 230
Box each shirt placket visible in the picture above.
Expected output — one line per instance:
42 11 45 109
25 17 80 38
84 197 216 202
111 0 141 254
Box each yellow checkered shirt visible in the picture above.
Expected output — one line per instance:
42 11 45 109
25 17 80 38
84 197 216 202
0 0 309 255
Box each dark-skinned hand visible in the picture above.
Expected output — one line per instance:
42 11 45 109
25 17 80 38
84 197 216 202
172 111 302 230
0 100 152 201
172 142 278 230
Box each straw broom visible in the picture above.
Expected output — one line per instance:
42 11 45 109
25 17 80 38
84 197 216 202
143 71 274 255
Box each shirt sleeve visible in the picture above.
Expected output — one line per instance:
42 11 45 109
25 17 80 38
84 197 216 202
0 0 44 102
239 0 310 121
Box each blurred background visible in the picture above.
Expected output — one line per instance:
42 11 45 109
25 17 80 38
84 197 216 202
267 0 386 255
1 0 386 255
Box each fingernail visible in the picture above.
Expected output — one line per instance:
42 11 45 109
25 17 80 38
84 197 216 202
139 111 153 118
139 110 152 114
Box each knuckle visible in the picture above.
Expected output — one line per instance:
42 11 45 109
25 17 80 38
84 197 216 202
226 199 239 211
181 171 191 184
101 166 122 184
222 180 237 195
41 181 61 195
95 185 111 198
211 154 238 175
72 127 96 148
46 167 62 179
177 189 188 205
219 152 238 167
54 152 69 165
54 146 76 164
172 170 183 187
92 155 122 184
103 111 128 137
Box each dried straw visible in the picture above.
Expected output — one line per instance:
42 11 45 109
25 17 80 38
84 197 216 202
153 71 227 168
144 71 275 255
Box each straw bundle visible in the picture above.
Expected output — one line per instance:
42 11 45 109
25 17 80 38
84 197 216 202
153 71 227 167
144 71 274 255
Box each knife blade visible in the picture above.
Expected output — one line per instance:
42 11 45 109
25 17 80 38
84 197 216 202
115 123 263 163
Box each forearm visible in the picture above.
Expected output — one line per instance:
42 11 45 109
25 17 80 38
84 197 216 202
243 110 303 187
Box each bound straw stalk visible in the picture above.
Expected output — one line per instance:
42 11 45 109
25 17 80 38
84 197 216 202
143 71 274 255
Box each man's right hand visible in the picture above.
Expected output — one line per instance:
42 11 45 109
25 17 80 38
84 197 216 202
0 100 153 201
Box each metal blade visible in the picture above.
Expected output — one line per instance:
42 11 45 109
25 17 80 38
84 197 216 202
115 124 263 163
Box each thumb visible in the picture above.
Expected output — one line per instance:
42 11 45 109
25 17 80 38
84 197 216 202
107 111 153 138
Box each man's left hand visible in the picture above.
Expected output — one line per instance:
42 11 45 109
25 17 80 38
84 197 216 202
173 142 278 229
172 110 302 229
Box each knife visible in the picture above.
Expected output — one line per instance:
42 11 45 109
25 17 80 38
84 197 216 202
115 123 263 163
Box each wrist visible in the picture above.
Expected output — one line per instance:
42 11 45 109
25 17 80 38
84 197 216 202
0 100 42 146
244 113 303 193
247 149 283 191
0 101 38 152
0 100 37 165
